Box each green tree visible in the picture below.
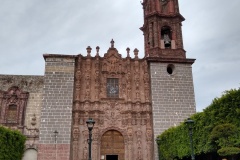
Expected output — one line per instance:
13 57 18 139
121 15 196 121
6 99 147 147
157 88 240 160
0 126 26 160
210 123 240 159
210 123 240 148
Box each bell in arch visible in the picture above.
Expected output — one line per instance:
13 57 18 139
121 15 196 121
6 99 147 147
161 26 172 48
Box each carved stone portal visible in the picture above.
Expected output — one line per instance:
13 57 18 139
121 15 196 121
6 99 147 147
72 42 153 160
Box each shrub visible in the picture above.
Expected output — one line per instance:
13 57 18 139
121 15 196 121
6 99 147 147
0 126 26 160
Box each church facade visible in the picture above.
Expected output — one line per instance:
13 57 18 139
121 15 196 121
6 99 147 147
0 0 196 160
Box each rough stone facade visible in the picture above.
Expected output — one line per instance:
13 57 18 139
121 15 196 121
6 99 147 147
71 44 153 160
0 75 43 149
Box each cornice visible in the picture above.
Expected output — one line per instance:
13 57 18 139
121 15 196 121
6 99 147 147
43 54 77 61
146 57 196 64
144 11 185 21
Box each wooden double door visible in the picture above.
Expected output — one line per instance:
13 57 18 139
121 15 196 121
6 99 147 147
101 130 124 160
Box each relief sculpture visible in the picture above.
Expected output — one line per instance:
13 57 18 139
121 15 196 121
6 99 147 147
0 86 29 131
72 42 153 160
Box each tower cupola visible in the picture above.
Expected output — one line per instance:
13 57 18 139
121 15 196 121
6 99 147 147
141 0 186 59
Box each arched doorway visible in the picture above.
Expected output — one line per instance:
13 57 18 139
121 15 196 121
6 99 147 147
22 149 37 160
101 130 124 160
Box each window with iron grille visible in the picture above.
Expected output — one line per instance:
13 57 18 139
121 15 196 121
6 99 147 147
7 105 17 123
107 78 119 98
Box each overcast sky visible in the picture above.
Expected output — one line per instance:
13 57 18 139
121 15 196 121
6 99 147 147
0 0 239 112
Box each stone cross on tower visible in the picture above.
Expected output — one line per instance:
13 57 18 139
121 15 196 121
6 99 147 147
110 39 115 48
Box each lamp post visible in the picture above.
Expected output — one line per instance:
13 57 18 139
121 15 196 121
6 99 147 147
86 118 95 160
185 118 195 160
156 137 161 160
54 130 58 143
53 130 58 160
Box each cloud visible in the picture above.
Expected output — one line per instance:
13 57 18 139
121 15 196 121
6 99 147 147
181 0 240 111
0 0 239 111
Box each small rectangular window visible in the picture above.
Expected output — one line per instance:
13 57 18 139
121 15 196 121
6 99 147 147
107 78 119 98
7 105 17 123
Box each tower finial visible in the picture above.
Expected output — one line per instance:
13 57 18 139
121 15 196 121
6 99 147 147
134 48 139 59
86 46 92 57
96 46 100 56
126 47 130 57
110 39 115 48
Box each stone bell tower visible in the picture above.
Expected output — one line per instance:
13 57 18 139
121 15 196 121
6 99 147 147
141 0 185 58
141 0 196 159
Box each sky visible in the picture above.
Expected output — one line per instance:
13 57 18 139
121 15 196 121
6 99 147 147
0 0 239 112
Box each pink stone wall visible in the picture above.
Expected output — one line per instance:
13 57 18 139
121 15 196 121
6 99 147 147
38 144 70 160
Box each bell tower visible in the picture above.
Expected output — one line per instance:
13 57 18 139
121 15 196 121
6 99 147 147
141 1 196 160
141 0 185 58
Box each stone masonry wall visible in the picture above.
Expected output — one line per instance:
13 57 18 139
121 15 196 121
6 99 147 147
150 62 196 160
0 75 43 151
0 75 43 129
38 55 75 160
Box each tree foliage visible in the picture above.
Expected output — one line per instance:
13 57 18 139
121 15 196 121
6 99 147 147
0 126 26 160
217 147 240 157
210 123 240 148
157 88 240 159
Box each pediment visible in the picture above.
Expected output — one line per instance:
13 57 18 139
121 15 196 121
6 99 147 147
104 48 122 61
101 40 125 74
102 48 125 74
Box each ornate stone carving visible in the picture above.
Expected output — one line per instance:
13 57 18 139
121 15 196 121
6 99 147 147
127 127 133 141
94 62 100 100
73 128 79 141
24 114 39 149
82 130 88 145
75 62 82 100
136 129 142 160
100 74 106 98
73 112 79 126
0 86 29 132
146 129 153 142
103 102 122 126
72 126 80 160
83 146 88 160
72 42 153 160
25 114 39 137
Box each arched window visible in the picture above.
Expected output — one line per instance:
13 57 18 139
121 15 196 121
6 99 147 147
161 26 172 48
